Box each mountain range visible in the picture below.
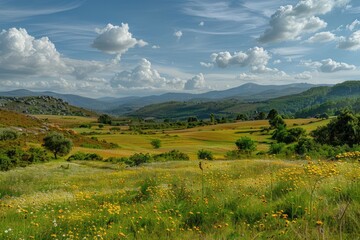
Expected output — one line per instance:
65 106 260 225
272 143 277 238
128 81 360 119
0 82 319 114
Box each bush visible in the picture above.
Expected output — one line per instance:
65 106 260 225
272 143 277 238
197 149 214 160
128 153 152 166
67 152 103 161
269 143 286 154
235 137 257 154
0 129 18 141
225 150 242 160
150 139 161 149
154 150 189 161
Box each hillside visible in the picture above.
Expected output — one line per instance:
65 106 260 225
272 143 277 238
110 83 317 114
0 83 318 114
0 96 95 116
128 81 360 119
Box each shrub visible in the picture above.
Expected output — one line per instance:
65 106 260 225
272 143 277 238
0 128 18 141
128 153 152 166
197 149 214 160
67 152 103 161
150 139 161 149
154 150 189 161
269 143 286 154
235 137 257 154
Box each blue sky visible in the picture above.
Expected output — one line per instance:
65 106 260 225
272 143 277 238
0 0 360 97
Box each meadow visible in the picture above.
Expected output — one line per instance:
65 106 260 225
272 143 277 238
2 115 359 239
34 115 330 160
1 158 359 239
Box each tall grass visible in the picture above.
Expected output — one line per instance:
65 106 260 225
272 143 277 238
1 159 359 239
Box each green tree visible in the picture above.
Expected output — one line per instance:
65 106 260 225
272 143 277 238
311 110 360 147
269 114 286 129
197 149 214 160
267 109 278 120
98 114 112 125
255 112 266 120
210 113 215 124
43 132 73 159
150 139 161 149
235 137 257 154
236 113 248 121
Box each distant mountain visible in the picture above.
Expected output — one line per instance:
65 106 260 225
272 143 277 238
128 81 360 119
0 83 318 114
109 82 319 114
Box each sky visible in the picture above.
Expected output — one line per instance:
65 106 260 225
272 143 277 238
0 0 360 97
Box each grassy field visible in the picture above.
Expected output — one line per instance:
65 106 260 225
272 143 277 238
65 118 330 160
4 115 353 239
1 159 359 239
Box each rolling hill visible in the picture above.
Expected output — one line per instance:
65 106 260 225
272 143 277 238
128 81 360 119
0 82 318 114
0 96 95 116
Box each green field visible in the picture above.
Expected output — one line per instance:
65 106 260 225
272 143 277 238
67 118 330 159
3 115 359 239
1 158 359 239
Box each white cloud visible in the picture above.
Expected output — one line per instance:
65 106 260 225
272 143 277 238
200 62 213 68
295 71 312 79
110 58 184 90
199 21 205 26
346 19 360 31
0 27 109 94
184 73 206 90
92 23 147 60
211 47 270 69
302 58 356 72
0 28 68 77
273 59 282 64
209 47 285 74
259 0 349 43
152 45 160 49
0 1 83 22
306 31 337 43
174 30 183 40
338 30 360 50
270 46 312 58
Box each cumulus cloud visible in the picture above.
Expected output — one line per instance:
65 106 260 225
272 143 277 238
174 30 183 40
92 23 147 60
302 58 356 72
184 73 206 90
110 58 184 90
259 0 349 43
210 47 270 69
338 30 360 50
199 21 205 26
207 47 285 75
295 71 313 80
346 19 360 31
0 27 109 94
152 45 160 49
306 31 337 43
0 27 68 77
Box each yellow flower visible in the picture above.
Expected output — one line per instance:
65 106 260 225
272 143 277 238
316 220 323 226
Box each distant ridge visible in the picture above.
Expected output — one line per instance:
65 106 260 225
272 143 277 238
0 82 322 114
127 81 360 119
